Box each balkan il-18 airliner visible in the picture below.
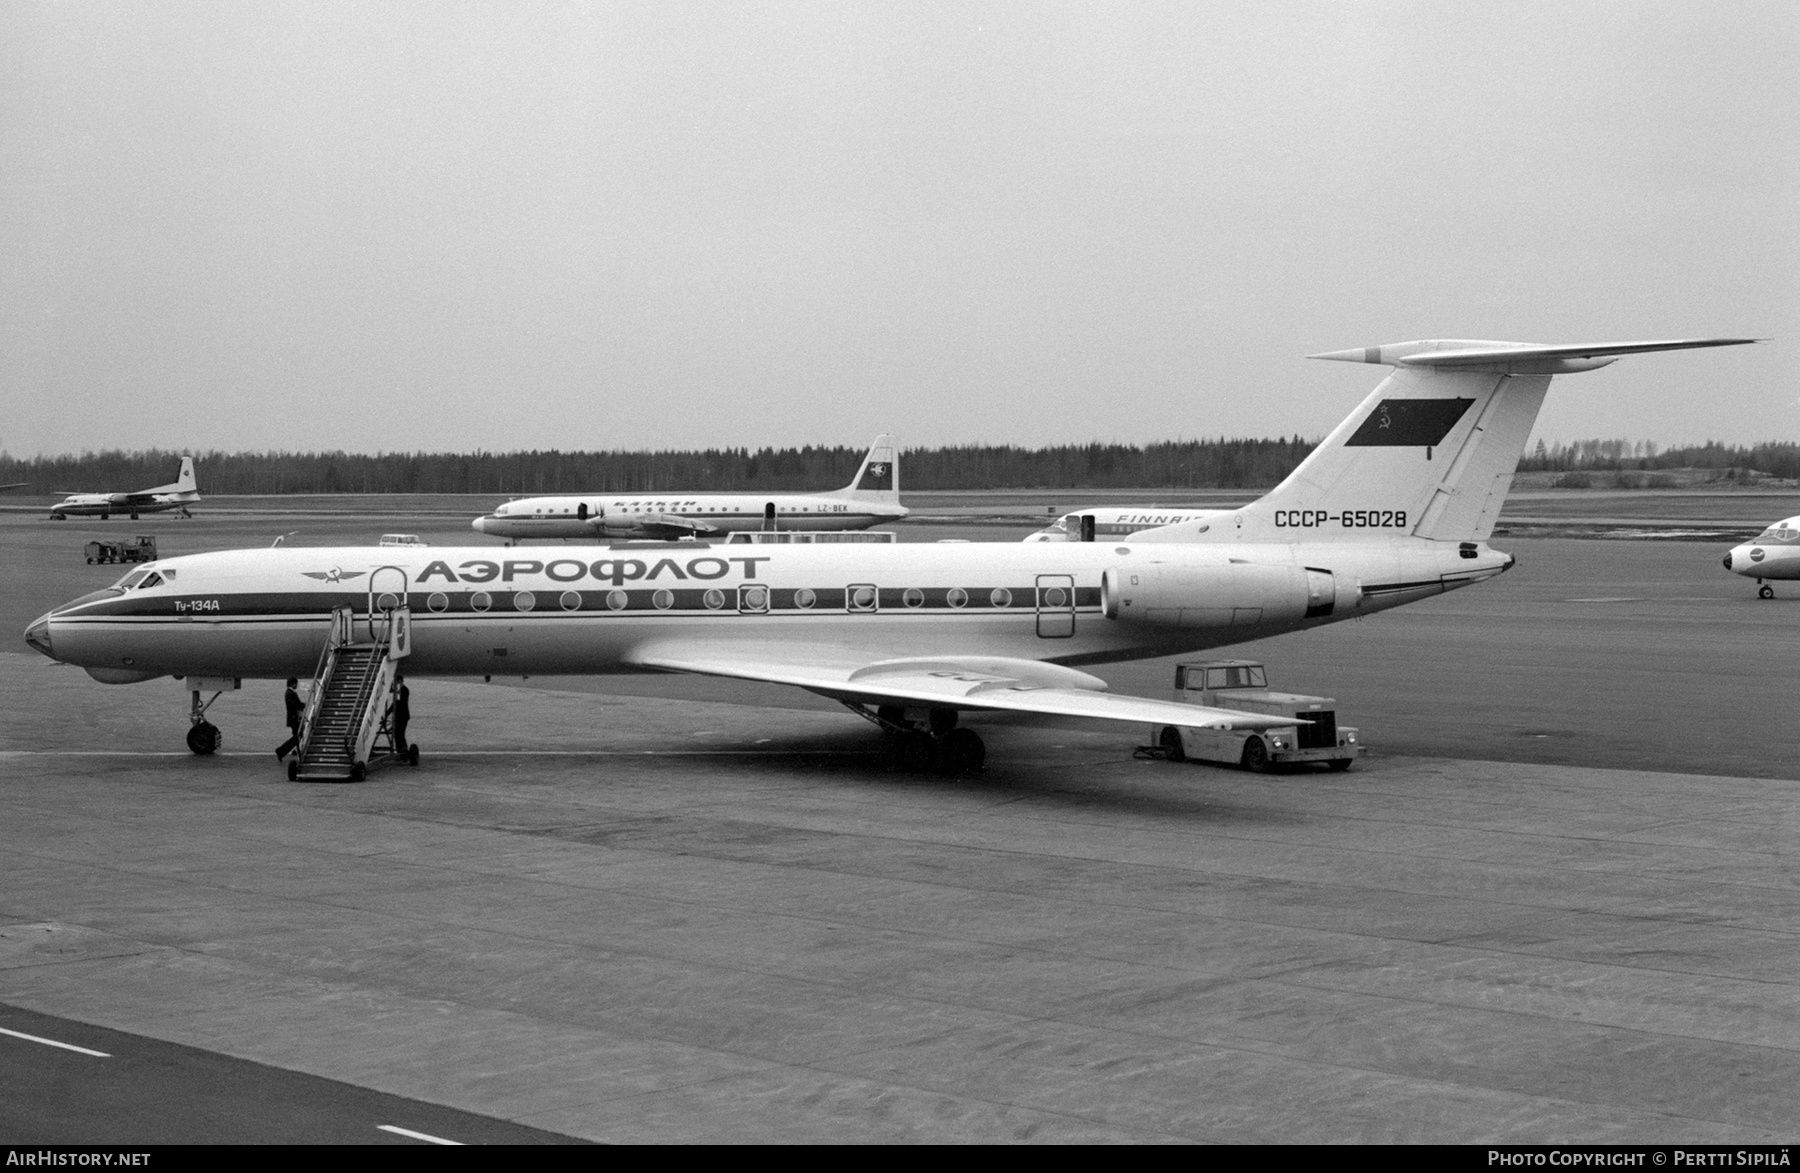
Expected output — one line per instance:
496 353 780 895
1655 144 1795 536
469 436 907 541
25 339 1754 771
48 457 201 520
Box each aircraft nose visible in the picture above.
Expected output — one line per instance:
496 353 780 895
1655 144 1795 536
471 516 487 533
24 612 53 660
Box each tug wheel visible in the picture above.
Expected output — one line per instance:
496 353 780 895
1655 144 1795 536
1241 736 1271 774
1158 725 1186 762
1327 758 1354 772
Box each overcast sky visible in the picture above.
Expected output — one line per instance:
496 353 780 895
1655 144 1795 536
3 1 1794 457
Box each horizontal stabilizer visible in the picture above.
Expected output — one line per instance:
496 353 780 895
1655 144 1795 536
1310 338 1759 375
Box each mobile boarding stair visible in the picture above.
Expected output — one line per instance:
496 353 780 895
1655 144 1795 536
288 602 418 782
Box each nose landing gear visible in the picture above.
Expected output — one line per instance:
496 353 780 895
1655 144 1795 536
182 677 239 755
1759 582 1775 600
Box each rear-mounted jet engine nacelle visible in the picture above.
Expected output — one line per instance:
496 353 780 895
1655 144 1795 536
1100 563 1348 627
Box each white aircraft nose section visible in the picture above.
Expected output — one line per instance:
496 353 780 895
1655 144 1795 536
1726 544 1765 575
24 612 53 659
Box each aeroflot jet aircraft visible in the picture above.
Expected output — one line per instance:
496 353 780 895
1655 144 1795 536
1724 516 1800 598
1026 506 1235 543
470 436 907 541
26 339 1753 769
49 457 200 520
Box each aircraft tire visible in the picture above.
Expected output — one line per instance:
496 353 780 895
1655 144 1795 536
896 731 939 773
186 722 220 756
407 744 420 767
938 729 985 775
1158 725 1186 762
1241 736 1271 774
287 760 299 781
1759 585 1775 599
350 762 366 782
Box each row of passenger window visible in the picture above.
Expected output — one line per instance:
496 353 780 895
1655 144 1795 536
416 585 1073 614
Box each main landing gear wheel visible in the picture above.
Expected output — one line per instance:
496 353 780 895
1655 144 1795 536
895 732 940 773
938 729 986 775
287 760 299 781
1241 736 1272 774
350 762 367 782
1759 584 1775 599
186 721 221 755
407 744 420 767
1158 725 1186 762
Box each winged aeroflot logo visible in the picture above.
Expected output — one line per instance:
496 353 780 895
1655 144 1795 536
301 568 366 583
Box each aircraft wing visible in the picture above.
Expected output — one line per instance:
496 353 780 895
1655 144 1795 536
587 513 722 539
623 638 1294 731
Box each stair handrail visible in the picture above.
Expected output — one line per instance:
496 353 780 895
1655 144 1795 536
348 650 399 767
295 604 355 764
342 646 392 764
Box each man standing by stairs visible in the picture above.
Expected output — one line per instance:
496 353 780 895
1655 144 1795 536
275 678 303 761
392 673 410 756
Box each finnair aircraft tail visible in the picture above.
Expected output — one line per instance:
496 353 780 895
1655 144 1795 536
156 456 198 496
1136 339 1756 546
834 434 900 505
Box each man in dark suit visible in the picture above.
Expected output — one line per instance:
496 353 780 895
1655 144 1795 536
392 673 410 755
275 678 303 761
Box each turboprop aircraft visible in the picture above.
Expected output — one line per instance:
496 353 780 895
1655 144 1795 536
469 436 907 542
1026 506 1236 543
49 457 200 520
25 338 1754 772
1724 516 1800 598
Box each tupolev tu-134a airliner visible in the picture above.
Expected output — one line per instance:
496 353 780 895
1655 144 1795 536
469 436 906 541
25 338 1755 769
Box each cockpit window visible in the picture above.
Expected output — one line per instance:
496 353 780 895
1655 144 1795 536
138 572 163 589
1755 523 1799 542
113 570 152 590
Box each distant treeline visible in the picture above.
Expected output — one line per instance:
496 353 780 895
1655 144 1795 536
1517 440 1800 479
0 439 1319 495
5 437 1793 495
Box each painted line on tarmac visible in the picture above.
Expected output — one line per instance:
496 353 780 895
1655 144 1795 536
0 1025 110 1058
0 749 878 758
378 1124 464 1145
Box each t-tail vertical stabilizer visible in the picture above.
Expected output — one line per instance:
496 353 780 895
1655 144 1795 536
1135 339 1757 546
835 434 900 504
